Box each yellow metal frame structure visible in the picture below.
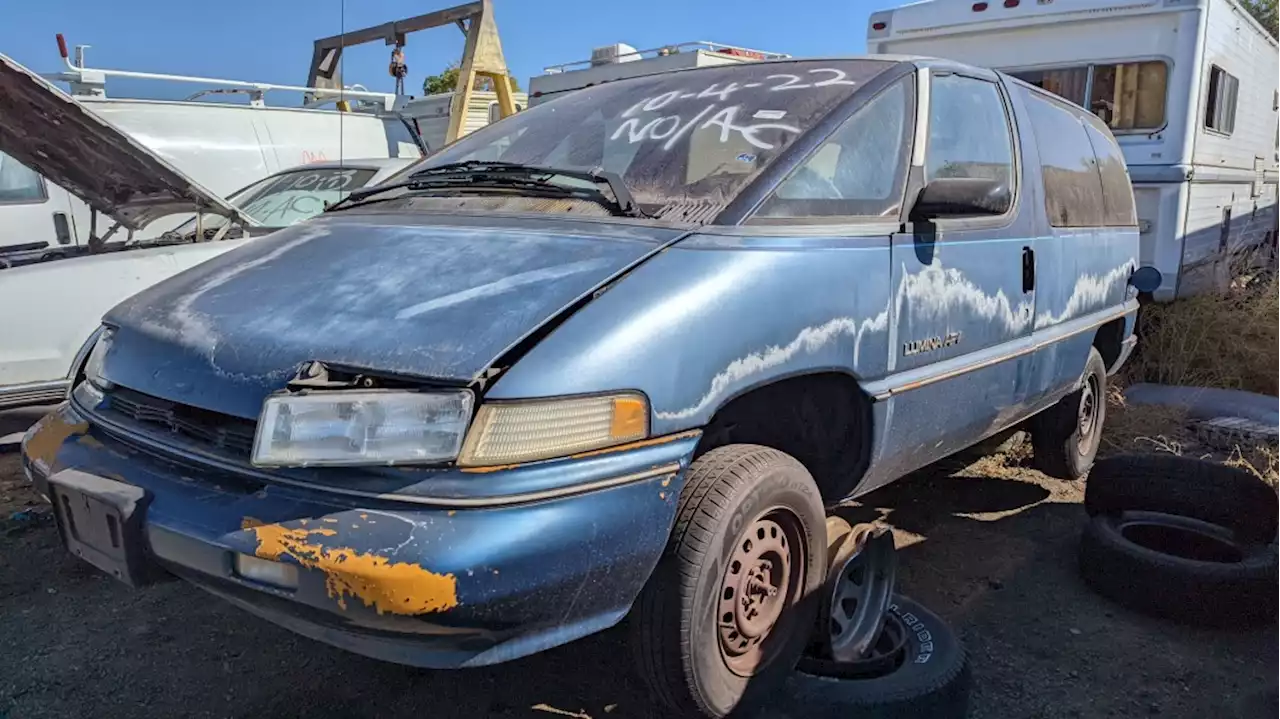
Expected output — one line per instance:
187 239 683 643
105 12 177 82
306 0 516 143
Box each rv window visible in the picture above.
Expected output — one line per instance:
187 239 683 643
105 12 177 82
488 101 502 125
1024 92 1107 228
1204 65 1239 135
1011 61 1168 132
1083 118 1137 226
925 75 1014 192
1088 62 1167 131
0 152 46 204
754 77 912 220
1010 67 1088 106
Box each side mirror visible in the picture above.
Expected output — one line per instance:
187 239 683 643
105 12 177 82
1129 265 1162 293
908 177 1011 221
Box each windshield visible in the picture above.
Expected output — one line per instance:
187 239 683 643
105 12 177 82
401 60 890 214
173 166 379 236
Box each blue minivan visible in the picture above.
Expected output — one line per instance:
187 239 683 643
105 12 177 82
23 56 1145 716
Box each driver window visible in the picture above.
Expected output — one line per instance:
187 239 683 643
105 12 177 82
753 77 912 220
925 74 1014 189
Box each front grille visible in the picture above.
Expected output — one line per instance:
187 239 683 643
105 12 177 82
105 387 257 457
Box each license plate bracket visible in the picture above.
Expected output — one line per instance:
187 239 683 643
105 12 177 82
48 469 152 587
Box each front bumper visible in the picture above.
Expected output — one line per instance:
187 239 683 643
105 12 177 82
21 402 696 668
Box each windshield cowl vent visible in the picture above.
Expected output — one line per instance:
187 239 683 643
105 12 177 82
651 200 723 224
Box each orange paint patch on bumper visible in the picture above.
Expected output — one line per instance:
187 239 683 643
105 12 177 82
247 522 458 616
23 412 88 469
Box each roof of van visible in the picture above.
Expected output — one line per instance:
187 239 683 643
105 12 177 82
524 54 986 88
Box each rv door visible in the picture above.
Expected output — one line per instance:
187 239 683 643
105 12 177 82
0 152 80 262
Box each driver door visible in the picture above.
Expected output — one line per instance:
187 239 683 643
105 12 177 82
880 69 1038 477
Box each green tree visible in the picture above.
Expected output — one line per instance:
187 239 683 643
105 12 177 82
1241 0 1278 38
422 63 521 96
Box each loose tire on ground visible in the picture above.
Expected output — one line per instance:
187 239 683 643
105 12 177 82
1085 454 1279 544
629 444 827 718
1079 511 1278 627
1031 347 1107 480
757 595 970 719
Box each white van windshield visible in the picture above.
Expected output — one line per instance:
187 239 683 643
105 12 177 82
171 166 378 237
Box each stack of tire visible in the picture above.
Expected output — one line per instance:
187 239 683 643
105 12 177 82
1079 454 1279 626
757 595 971 719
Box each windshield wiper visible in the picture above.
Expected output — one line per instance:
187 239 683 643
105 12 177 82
325 161 647 218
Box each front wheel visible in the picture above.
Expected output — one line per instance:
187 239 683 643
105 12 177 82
1031 347 1107 480
630 444 827 718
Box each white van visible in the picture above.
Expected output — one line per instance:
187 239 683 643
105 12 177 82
0 47 421 262
867 0 1279 301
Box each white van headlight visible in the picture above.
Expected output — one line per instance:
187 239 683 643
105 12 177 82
458 393 648 467
252 390 474 467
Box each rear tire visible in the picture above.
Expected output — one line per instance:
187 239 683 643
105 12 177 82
630 444 827 718
1031 347 1107 480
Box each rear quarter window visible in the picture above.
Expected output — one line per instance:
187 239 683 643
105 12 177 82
1022 90 1106 228
1082 118 1137 227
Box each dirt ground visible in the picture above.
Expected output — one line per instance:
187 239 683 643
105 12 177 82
1 409 1276 719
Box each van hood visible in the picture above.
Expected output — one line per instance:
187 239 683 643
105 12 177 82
0 53 253 231
99 214 682 419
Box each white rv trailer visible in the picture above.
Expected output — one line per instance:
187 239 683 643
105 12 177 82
868 0 1279 301
527 41 790 107
0 42 421 262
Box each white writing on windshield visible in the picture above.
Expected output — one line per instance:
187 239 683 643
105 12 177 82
608 68 859 151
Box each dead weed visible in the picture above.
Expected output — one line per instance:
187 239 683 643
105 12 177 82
1126 268 1277 396
1100 385 1192 457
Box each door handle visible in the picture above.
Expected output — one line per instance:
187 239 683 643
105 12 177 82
52 212 72 245
1022 246 1035 293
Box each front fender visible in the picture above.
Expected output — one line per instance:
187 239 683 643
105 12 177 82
486 232 894 435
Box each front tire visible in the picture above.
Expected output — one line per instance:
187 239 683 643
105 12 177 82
630 444 827 718
1031 347 1107 480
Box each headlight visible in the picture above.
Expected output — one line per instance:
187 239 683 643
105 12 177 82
251 390 474 467
82 327 115 390
458 393 648 467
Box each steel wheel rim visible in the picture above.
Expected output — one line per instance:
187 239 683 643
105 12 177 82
822 526 898 663
797 603 911 680
717 507 806 677
1077 373 1100 451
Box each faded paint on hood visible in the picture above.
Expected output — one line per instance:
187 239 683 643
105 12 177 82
100 214 682 419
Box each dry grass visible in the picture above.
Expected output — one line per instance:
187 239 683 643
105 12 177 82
1224 444 1280 488
1100 385 1193 457
1125 264 1278 396
1100 387 1279 486
1104 260 1278 485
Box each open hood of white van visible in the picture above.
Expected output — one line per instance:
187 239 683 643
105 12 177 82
0 53 256 232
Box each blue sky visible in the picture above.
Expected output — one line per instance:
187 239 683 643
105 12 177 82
1 0 881 102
